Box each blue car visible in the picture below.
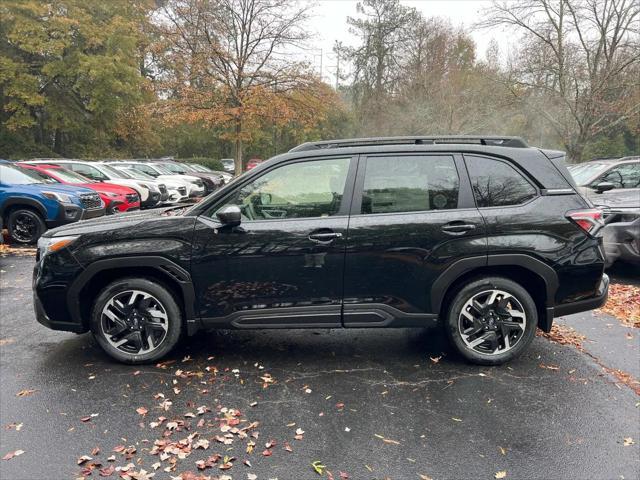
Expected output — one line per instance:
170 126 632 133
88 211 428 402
0 160 105 244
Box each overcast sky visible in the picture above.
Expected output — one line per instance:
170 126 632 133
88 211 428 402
302 0 507 84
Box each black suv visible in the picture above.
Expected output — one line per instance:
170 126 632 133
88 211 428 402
33 136 609 365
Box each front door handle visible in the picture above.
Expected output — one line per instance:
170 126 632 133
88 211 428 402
309 231 343 243
441 222 476 234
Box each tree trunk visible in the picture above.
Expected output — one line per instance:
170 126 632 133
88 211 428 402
234 117 243 176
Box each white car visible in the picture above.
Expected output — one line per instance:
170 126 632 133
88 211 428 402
113 161 205 198
27 160 161 209
112 166 189 204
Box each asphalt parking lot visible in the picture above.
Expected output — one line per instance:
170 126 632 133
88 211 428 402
1 252 639 480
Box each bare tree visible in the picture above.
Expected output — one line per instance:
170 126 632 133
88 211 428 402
479 0 640 161
153 0 314 174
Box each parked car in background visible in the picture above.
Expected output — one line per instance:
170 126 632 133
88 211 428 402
246 158 263 171
32 136 608 365
110 166 189 204
28 160 162 209
0 160 105 244
220 158 235 173
152 160 223 194
111 161 206 198
568 156 639 267
20 163 140 214
174 162 232 185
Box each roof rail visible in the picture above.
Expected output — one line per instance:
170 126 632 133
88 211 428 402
289 135 528 152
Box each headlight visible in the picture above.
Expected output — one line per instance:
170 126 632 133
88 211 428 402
42 191 72 203
37 235 78 257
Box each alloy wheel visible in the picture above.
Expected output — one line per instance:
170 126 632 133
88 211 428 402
12 213 39 243
100 290 169 355
458 289 527 355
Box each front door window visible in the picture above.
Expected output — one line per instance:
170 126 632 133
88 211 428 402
216 158 350 220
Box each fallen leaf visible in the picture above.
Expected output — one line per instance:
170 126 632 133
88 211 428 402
136 407 148 416
16 389 36 397
2 450 24 461
623 437 635 446
429 356 442 364
418 475 433 480
451 417 463 422
499 446 507 455
311 460 326 475
495 471 507 479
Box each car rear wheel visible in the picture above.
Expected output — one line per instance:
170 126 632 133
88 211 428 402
90 278 182 364
445 277 537 365
7 208 46 244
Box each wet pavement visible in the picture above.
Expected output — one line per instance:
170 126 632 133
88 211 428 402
1 253 638 480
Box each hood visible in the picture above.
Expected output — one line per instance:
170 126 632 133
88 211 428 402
44 207 183 237
579 186 640 209
91 182 137 195
22 183 96 197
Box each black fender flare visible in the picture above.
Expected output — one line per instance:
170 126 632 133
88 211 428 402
0 197 47 220
67 256 198 333
431 253 559 314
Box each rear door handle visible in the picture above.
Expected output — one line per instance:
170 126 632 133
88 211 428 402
309 231 342 243
441 223 476 234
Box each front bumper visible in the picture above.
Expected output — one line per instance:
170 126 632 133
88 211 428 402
45 203 84 229
141 191 162 208
33 251 88 333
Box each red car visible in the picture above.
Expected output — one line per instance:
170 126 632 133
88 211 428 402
246 158 263 171
20 163 140 214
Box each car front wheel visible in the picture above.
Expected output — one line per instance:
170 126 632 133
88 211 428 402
7 208 46 244
445 276 538 365
90 278 182 364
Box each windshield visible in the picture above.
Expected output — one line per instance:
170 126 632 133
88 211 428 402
101 164 132 179
20 168 60 184
45 167 94 184
0 164 48 184
568 163 610 185
153 164 175 175
162 163 188 174
194 164 212 172
120 168 155 180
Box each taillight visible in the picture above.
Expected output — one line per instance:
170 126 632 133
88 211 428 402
566 209 603 234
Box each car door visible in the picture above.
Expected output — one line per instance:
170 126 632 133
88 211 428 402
342 153 486 326
190 156 356 327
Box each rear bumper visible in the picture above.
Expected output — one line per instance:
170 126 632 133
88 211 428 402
543 274 609 329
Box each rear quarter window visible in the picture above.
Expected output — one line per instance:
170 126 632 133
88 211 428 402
465 155 537 207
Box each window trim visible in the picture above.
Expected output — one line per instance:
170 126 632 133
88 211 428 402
203 155 358 222
349 153 471 216
462 153 540 210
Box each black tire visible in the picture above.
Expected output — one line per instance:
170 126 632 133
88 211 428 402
7 208 46 244
444 276 538 365
90 277 182 364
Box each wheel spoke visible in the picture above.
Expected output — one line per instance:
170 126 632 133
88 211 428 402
468 332 492 348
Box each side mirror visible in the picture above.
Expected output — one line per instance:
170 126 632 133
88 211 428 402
593 182 615 193
216 205 241 226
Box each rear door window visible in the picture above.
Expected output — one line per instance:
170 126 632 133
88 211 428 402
465 155 537 207
361 155 460 214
